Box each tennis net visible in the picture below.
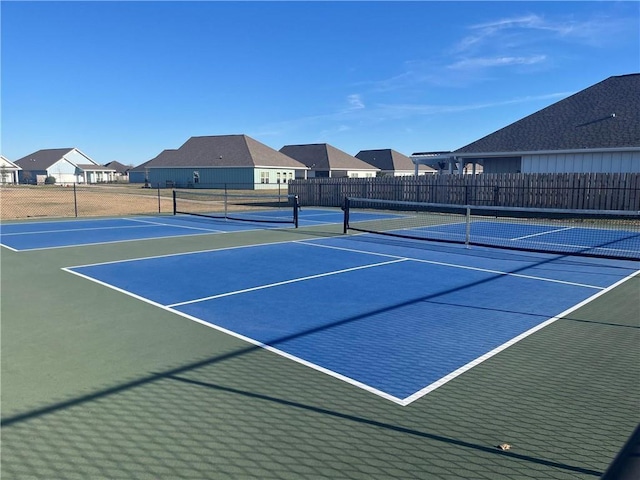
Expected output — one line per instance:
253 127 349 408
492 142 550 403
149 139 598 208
343 197 640 261
173 190 299 227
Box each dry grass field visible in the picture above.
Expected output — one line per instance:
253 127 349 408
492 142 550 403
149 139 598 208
0 185 288 220
0 185 176 220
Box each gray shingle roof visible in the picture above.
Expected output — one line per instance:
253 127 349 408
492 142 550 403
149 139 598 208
14 148 75 170
455 73 640 154
143 135 307 169
130 150 177 172
104 161 130 174
356 149 435 172
279 143 379 171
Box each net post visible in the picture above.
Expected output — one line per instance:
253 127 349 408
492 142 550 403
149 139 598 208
172 189 177 215
293 195 299 228
343 197 350 234
465 205 471 248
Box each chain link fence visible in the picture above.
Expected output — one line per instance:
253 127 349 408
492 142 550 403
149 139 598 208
0 184 292 220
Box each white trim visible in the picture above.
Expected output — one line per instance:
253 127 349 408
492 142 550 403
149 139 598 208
401 268 640 405
167 258 408 307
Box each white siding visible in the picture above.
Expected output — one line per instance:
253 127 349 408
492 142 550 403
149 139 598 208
65 149 98 166
47 159 79 184
522 151 640 173
253 168 297 189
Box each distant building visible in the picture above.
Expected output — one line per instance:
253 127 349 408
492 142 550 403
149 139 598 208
413 74 640 174
355 149 436 176
0 155 21 184
104 161 131 181
130 135 307 189
14 148 115 184
280 143 379 178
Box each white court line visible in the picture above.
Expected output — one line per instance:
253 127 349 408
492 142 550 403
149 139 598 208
0 223 159 236
296 240 605 290
400 268 640 405
167 258 409 307
124 217 227 232
510 226 575 241
63 265 407 405
62 242 639 406
7 231 227 252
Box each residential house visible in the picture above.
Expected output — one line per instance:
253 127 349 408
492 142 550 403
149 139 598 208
0 155 21 184
355 149 436 176
131 135 308 189
412 73 640 174
279 143 380 178
104 161 131 181
14 148 115 185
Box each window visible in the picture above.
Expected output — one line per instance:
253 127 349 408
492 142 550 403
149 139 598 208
260 171 269 184
276 172 281 184
193 171 200 184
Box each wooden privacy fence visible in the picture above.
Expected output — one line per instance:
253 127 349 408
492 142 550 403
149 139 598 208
288 173 640 211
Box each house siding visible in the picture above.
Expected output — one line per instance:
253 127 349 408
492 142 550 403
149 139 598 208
129 171 146 184
253 168 296 188
522 151 640 173
64 150 91 166
147 167 258 188
480 157 522 174
145 166 299 189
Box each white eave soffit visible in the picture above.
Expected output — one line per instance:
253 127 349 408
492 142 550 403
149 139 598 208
454 146 640 158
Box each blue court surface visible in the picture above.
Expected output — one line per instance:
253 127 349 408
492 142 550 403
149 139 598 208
0 209 393 251
406 221 640 258
64 235 639 405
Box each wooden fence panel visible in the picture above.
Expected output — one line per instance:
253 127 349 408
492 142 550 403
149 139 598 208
288 173 640 210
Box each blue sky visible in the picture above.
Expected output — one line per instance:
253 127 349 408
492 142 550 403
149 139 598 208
2 1 638 166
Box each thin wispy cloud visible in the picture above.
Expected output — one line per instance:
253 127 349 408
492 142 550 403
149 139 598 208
346 94 365 111
453 14 572 53
454 12 633 54
364 9 633 91
254 91 571 139
254 6 634 145
373 92 571 118
448 54 547 70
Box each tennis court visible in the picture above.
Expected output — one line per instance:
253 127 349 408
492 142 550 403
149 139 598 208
2 196 639 479
0 208 394 251
64 235 637 405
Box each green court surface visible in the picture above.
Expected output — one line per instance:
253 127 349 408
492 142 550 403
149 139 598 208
1 221 638 479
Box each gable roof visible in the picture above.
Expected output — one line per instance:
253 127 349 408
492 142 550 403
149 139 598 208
355 149 435 172
455 73 640 155
104 160 130 174
279 143 379 171
0 155 20 170
144 135 307 169
14 148 75 170
130 150 177 172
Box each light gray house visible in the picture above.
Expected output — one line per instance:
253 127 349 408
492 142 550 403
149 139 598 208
355 149 435 176
0 155 21 184
412 73 640 174
132 135 308 189
280 143 380 178
14 148 115 185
